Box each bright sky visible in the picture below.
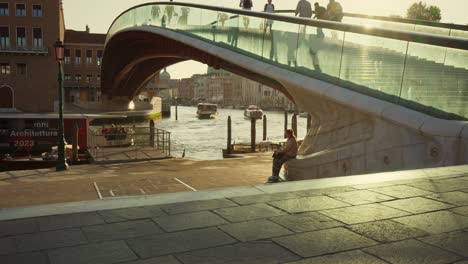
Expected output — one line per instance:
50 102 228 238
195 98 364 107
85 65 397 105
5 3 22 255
62 0 468 79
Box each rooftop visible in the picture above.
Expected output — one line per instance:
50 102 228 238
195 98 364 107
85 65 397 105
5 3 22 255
65 29 106 45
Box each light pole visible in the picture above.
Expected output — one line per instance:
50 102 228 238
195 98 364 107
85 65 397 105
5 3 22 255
54 40 69 171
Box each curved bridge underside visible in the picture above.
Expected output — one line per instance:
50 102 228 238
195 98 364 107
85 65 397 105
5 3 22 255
102 4 468 180
102 30 292 101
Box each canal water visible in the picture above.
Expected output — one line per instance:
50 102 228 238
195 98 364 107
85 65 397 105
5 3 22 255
152 106 308 160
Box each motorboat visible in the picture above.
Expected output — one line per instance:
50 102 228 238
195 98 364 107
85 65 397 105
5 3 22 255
196 103 218 119
244 105 263 120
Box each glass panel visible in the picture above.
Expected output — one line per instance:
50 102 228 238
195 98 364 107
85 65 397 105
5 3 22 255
296 25 344 81
235 14 265 58
414 25 450 36
401 43 448 117
262 20 299 69
340 33 407 102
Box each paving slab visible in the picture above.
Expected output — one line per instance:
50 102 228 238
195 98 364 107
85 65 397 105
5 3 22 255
48 240 138 264
213 203 287 222
320 204 410 225
363 239 461 264
451 206 468 216
269 212 344 232
218 219 293 241
229 192 302 205
273 227 377 258
159 199 237 214
98 206 166 223
175 241 300 264
393 211 468 234
15 228 87 252
268 196 350 214
329 190 396 205
152 211 227 232
418 231 468 257
82 219 163 242
0 236 16 255
409 178 468 192
369 185 433 198
381 197 454 214
0 252 49 264
347 219 429 242
0 219 38 237
127 227 236 258
37 212 105 231
121 255 181 264
284 250 388 264
426 191 468 206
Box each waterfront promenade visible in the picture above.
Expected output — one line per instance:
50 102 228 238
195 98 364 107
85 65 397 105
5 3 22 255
0 164 467 263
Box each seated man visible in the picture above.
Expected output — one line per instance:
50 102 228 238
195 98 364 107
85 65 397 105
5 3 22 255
267 129 298 183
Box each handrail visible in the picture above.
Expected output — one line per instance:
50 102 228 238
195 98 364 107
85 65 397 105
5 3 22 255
106 2 468 51
275 10 468 32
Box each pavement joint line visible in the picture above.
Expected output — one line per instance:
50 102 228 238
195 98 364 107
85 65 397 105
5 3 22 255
93 182 103 200
174 178 197 192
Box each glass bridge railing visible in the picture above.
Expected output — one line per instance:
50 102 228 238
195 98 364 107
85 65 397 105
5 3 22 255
106 3 468 120
275 10 468 39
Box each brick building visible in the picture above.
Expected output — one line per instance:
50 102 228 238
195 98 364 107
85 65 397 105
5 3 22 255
63 28 105 103
0 0 65 112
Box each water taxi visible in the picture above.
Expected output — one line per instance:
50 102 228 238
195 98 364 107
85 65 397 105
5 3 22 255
244 105 263 120
196 103 218 119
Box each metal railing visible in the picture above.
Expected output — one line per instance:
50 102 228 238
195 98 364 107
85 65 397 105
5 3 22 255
104 2 468 120
87 127 171 163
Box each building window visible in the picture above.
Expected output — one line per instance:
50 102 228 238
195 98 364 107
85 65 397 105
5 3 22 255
0 3 8 15
15 3 25 16
86 50 92 64
86 74 92 83
16 27 26 49
64 49 70 64
75 49 81 65
0 26 9 49
32 28 42 49
64 74 71 80
96 75 101 81
32 4 42 17
16 63 26 75
1 63 10 75
97 50 103 66
75 74 81 81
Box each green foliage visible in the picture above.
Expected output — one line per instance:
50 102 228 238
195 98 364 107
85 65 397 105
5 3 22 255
407 1 441 22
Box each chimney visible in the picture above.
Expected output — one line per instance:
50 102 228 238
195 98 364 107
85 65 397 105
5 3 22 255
85 25 90 33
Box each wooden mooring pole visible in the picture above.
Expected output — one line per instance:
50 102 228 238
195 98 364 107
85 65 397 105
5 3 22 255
227 116 232 154
284 111 288 138
307 113 312 132
175 98 178 120
149 120 155 147
292 113 298 137
263 115 267 141
251 118 256 152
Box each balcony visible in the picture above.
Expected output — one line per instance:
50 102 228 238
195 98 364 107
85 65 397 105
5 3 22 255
0 46 48 55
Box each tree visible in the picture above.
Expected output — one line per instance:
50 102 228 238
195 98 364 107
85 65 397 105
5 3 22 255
407 1 441 22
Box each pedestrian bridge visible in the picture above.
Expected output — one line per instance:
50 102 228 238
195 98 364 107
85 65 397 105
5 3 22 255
102 2 468 179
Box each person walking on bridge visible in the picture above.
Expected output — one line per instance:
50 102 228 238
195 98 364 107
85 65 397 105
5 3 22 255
240 0 253 28
327 0 343 22
263 0 275 34
267 129 298 183
295 0 313 34
314 2 327 38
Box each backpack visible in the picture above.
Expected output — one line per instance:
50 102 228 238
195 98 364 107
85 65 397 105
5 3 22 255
242 0 252 9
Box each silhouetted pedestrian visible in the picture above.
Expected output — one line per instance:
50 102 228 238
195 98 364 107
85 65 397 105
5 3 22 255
314 2 327 38
327 0 343 22
264 0 275 34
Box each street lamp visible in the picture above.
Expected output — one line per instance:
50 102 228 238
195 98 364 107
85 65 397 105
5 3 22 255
54 39 69 171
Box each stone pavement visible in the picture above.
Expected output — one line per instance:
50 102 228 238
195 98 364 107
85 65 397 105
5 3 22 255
1 165 468 263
